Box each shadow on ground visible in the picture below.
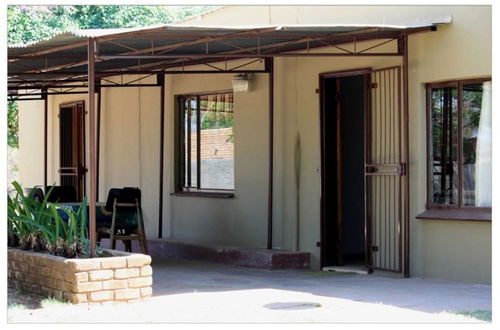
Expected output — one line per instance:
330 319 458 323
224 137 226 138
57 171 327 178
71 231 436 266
8 288 68 310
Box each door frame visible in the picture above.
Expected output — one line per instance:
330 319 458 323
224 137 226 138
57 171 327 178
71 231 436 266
59 100 86 201
319 67 371 270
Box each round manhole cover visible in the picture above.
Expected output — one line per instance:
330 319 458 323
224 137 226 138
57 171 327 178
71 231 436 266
264 302 322 310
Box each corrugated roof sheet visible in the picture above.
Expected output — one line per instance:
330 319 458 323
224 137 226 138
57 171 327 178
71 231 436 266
8 19 451 87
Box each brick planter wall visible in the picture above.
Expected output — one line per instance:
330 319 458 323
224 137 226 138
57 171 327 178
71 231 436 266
8 248 152 305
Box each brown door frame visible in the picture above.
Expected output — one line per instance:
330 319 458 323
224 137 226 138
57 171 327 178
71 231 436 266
59 100 86 201
319 67 371 269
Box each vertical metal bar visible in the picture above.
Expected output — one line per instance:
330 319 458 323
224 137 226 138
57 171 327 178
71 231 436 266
402 35 410 277
383 70 390 268
377 71 383 267
386 70 391 270
158 74 165 238
390 68 395 270
79 102 86 201
187 99 192 187
398 66 403 273
87 37 97 258
196 95 201 190
43 88 48 191
267 57 274 250
389 69 396 269
96 82 101 202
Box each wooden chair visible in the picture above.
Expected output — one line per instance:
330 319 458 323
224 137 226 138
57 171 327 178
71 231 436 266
100 188 148 254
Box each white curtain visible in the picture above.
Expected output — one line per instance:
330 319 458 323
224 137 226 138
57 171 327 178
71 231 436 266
475 81 492 207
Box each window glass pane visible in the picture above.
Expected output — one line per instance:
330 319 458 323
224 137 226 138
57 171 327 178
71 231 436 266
462 82 492 207
429 86 458 205
199 93 235 189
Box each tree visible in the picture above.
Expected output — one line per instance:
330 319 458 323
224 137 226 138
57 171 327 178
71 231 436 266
7 5 218 147
7 5 218 44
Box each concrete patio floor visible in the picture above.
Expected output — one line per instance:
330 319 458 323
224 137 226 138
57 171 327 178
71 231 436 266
8 256 491 323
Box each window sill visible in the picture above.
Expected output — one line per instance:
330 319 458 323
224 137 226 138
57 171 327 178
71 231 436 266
171 191 235 199
416 208 491 222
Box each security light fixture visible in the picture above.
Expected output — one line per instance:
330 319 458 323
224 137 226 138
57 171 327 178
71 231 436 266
232 73 250 93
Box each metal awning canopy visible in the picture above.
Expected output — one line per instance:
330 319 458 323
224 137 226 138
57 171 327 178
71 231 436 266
8 21 449 92
7 19 448 262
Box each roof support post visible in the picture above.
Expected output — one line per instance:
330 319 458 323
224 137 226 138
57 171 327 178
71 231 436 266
266 57 274 250
42 87 48 191
158 74 165 238
96 81 102 202
87 37 97 257
401 34 410 278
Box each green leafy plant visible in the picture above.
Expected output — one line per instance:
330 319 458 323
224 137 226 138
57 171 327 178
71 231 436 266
8 181 90 258
7 101 18 148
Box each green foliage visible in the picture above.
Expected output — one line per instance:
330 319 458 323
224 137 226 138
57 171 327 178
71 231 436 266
7 5 218 149
200 97 234 130
7 5 218 45
8 181 89 258
200 111 234 130
8 102 18 148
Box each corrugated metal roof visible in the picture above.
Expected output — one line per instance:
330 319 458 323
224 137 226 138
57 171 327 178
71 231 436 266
9 19 452 49
8 20 450 88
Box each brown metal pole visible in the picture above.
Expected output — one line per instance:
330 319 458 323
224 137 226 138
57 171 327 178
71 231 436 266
43 88 48 191
402 35 410 278
158 74 165 238
267 57 274 250
96 81 101 202
87 38 97 257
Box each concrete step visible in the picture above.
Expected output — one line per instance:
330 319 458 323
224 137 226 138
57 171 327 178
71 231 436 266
99 237 310 270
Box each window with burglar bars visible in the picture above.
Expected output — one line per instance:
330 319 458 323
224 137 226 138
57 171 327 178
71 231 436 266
427 78 491 209
178 91 235 192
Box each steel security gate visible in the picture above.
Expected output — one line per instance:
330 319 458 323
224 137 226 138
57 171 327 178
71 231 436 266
365 66 408 274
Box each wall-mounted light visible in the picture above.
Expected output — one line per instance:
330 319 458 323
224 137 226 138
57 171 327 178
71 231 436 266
232 73 251 93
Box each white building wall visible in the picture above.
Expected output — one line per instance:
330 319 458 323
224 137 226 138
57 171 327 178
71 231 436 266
16 5 491 283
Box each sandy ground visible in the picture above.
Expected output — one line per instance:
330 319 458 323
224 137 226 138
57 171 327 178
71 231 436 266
7 287 485 324
7 257 490 324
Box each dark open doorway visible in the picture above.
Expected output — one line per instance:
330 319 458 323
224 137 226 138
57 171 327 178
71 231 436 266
59 101 86 202
320 69 369 270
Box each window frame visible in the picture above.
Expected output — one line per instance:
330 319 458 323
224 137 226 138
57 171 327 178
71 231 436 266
423 77 491 219
174 90 235 198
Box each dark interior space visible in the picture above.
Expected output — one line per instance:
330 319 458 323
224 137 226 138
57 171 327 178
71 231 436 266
59 103 85 202
323 74 366 267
